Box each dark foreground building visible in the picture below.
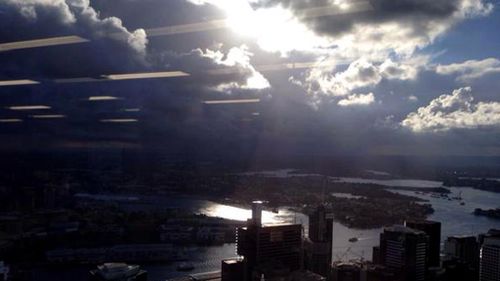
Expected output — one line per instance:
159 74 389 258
305 204 334 277
379 225 429 281
235 201 302 281
405 220 441 268
480 230 500 281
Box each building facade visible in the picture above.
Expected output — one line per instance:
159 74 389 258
379 225 429 281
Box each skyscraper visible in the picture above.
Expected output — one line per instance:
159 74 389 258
443 235 480 281
405 220 441 267
236 201 303 281
379 225 429 281
305 204 334 277
445 235 479 268
480 230 500 281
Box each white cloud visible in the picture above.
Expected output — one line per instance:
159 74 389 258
304 58 424 99
338 93 375 107
436 58 500 81
203 45 270 91
401 87 500 132
3 0 148 53
408 95 419 102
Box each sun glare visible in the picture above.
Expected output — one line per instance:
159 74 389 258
219 1 329 54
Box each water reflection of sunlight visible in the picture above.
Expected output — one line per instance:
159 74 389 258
204 204 284 225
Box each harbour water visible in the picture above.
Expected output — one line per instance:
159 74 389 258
35 172 500 281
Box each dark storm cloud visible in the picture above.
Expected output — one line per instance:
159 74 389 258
252 0 491 36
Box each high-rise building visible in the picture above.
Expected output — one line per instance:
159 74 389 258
445 235 479 268
379 225 429 281
305 205 334 277
309 205 333 243
236 201 303 281
480 230 500 281
443 235 480 281
372 246 381 265
405 220 441 267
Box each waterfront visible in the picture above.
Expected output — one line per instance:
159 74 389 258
35 174 500 281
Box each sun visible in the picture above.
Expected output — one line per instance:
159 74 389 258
209 0 329 54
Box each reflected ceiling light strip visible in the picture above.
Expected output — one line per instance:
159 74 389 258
0 79 40 86
0 36 89 52
203 99 261 105
100 119 139 123
31 115 66 119
54 77 101 84
0 119 23 123
144 2 372 37
8 105 51 111
300 1 373 19
146 20 227 37
104 71 190 80
88 96 121 101
256 59 351 72
0 2 371 54
123 108 141 112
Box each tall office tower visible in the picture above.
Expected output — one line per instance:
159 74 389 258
309 205 333 243
444 235 480 281
379 225 429 281
445 235 480 268
305 205 334 277
405 220 441 267
236 201 303 281
480 230 500 281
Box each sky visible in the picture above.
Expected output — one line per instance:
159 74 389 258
0 0 500 157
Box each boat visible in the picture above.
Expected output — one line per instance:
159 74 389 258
348 237 359 243
460 202 466 206
94 263 140 280
177 262 195 271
